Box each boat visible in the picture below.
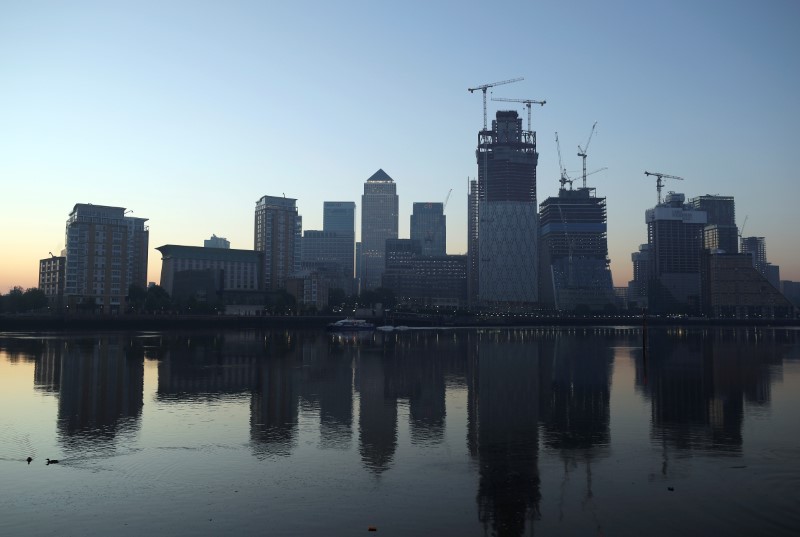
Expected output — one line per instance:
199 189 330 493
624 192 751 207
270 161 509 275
326 318 376 331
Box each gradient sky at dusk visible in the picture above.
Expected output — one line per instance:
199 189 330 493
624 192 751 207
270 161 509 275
2 0 798 292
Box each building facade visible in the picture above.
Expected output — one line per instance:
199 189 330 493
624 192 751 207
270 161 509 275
38 254 66 309
254 195 301 291
410 202 446 256
475 110 539 308
204 235 231 249
645 192 707 313
301 230 355 294
156 244 262 300
689 195 738 254
539 187 615 311
701 252 793 319
360 169 398 291
64 204 149 312
382 239 467 308
323 201 356 234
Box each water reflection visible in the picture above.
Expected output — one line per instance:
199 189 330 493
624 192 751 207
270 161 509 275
1 327 798 536
638 328 785 454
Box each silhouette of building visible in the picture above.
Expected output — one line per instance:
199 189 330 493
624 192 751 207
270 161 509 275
701 252 793 318
539 186 614 311
204 234 230 249
301 201 356 294
156 244 262 302
39 253 66 309
410 202 446 256
360 169 398 291
64 204 149 313
323 201 356 234
689 195 738 254
475 110 539 308
628 244 652 310
467 179 479 307
645 192 707 313
382 239 467 308
254 195 301 291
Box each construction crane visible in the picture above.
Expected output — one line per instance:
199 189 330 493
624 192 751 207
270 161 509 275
491 97 546 131
555 132 573 190
443 188 453 210
644 171 684 204
738 215 749 239
468 77 523 130
577 122 597 189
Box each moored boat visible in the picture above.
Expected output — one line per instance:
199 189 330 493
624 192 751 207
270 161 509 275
326 318 375 331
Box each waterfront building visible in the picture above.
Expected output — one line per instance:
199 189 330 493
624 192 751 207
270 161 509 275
254 195 301 291
64 204 149 313
645 192 707 313
701 252 794 319
38 253 66 309
301 230 355 294
382 239 467 308
156 244 262 303
475 110 539 308
410 202 446 256
539 186 614 311
628 244 652 310
286 269 331 311
467 179 479 307
204 235 230 249
689 195 738 254
360 169 398 291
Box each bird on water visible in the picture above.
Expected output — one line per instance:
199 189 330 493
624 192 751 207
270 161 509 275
26 457 32 464
46 458 59 465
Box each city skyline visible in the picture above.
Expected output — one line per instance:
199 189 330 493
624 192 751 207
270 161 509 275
2 1 799 292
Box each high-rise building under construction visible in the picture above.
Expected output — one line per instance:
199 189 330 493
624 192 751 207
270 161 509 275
471 110 539 307
539 185 614 311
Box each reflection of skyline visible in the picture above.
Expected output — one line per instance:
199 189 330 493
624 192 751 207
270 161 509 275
468 331 542 536
637 328 787 453
2 327 797 534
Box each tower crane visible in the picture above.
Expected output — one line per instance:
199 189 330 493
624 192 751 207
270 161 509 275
738 215 748 239
491 96 546 131
468 77 523 130
443 188 453 210
577 122 597 189
644 171 684 204
555 132 573 190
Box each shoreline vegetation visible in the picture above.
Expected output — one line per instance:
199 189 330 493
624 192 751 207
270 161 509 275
1 313 798 331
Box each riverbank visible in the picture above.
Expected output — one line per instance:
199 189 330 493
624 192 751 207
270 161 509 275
1 313 798 331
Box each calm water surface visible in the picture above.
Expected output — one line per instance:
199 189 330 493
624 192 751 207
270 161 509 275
1 326 799 536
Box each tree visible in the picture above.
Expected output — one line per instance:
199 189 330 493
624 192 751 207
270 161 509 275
22 288 48 312
127 284 147 313
145 285 172 313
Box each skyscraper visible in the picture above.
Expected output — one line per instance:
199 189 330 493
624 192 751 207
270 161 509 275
254 195 301 291
645 192 707 313
323 201 356 234
689 195 737 254
410 202 446 256
475 110 539 307
64 204 149 312
467 179 479 308
302 201 357 294
539 185 614 311
360 169 398 291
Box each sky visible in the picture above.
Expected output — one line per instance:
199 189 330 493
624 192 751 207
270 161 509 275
1 0 799 293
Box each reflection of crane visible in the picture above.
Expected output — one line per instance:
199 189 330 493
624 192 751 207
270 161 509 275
577 122 597 189
468 77 523 130
491 96 546 131
644 171 684 204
